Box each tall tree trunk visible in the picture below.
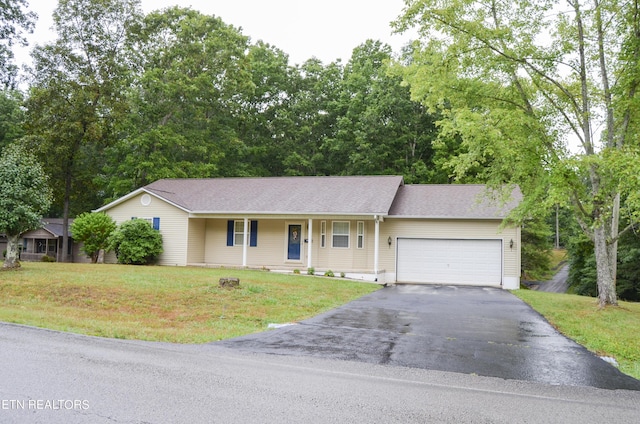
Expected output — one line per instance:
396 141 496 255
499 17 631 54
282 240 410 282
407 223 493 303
593 225 618 307
60 141 78 264
61 170 72 263
2 233 21 269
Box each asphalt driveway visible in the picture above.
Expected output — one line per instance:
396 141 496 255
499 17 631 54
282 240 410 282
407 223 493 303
219 285 640 391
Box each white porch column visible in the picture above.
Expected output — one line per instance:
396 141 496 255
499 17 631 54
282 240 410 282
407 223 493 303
242 217 248 267
374 215 380 276
307 218 313 269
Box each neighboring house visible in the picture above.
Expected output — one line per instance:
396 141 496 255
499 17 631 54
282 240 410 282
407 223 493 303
95 176 522 289
19 218 90 263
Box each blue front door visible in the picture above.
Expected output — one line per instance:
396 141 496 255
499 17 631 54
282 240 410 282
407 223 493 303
288 224 301 260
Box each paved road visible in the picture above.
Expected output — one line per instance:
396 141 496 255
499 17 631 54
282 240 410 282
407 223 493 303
220 285 640 391
1 322 639 424
536 264 570 293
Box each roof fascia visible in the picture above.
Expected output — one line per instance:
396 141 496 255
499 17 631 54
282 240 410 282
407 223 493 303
94 188 191 214
23 228 57 237
386 215 507 220
189 211 389 218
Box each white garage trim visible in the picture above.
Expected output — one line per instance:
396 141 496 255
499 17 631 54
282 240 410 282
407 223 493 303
396 238 503 286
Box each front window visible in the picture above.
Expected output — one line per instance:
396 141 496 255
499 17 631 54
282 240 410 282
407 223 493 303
320 221 326 248
357 221 364 249
234 220 245 246
332 222 350 248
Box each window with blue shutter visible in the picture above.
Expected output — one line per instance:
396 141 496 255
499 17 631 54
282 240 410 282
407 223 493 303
227 220 234 246
153 217 160 230
250 220 258 247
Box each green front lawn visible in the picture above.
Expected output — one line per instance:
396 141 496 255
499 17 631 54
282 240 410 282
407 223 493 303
2 262 638 381
0 262 379 343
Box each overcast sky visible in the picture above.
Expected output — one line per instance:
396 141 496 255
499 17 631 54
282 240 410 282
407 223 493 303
18 0 414 67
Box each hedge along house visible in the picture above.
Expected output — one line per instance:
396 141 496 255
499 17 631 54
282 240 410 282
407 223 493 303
95 176 522 289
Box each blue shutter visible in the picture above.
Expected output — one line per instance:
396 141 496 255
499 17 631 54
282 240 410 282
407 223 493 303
250 220 258 247
227 220 234 246
152 217 160 230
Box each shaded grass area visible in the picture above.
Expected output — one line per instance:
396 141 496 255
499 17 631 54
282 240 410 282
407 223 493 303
549 249 567 270
0 262 379 343
514 289 640 380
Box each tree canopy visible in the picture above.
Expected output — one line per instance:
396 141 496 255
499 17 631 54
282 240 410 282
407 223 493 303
2 0 618 293
0 0 36 88
393 0 640 306
70 212 117 263
0 143 52 268
24 0 142 260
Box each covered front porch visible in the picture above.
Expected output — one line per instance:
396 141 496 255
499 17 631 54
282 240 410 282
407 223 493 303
184 215 388 282
20 236 70 262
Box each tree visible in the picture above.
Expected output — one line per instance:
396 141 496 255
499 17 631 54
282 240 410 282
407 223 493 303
521 216 553 281
109 218 163 265
0 0 36 88
328 40 441 181
568 217 640 301
24 0 142 260
232 41 295 177
279 58 342 176
70 212 116 263
0 144 52 268
0 90 25 149
103 7 253 197
394 0 640 307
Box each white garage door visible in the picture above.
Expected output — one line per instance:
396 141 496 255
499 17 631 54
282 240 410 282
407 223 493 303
396 238 502 286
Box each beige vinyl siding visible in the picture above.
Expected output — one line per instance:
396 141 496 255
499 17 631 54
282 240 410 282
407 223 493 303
379 218 520 278
204 219 295 266
204 219 235 264
507 225 522 278
249 220 298 266
187 219 206 263
309 219 374 272
201 217 376 271
104 193 189 266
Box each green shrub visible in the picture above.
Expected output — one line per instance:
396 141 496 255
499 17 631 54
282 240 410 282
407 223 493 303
307 267 315 275
324 270 334 277
41 255 55 262
71 212 116 263
109 219 163 265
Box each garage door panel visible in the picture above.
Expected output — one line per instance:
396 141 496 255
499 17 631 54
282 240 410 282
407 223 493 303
397 238 502 286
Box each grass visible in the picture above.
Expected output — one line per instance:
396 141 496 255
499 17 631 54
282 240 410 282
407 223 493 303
0 262 379 343
549 248 567 270
514 289 640 380
2 262 638 381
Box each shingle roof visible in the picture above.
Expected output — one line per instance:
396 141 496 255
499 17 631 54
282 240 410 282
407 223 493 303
42 219 68 237
97 176 522 220
388 185 522 219
143 175 405 215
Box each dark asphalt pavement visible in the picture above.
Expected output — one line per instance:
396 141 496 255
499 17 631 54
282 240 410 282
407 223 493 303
219 284 640 391
536 264 570 293
3 322 640 423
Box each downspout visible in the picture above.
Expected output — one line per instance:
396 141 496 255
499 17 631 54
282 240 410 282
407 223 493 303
307 218 313 270
374 215 380 281
242 217 248 267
